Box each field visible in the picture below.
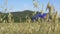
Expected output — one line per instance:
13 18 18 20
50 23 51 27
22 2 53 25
0 0 60 34
0 21 60 34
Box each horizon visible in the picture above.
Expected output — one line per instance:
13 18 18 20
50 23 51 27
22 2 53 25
0 0 60 14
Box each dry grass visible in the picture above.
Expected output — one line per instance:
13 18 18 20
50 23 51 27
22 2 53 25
0 22 60 34
0 0 60 34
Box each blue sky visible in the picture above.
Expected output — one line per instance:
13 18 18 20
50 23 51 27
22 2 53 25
0 0 60 13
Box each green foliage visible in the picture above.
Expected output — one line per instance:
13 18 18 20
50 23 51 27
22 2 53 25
0 10 34 23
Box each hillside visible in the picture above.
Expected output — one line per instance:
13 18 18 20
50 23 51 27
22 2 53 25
11 10 34 18
0 10 60 22
11 10 34 22
0 10 35 22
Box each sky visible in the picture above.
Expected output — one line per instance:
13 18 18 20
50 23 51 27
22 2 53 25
0 0 60 13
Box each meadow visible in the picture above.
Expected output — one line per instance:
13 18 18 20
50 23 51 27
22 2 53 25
0 0 60 34
0 21 60 34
